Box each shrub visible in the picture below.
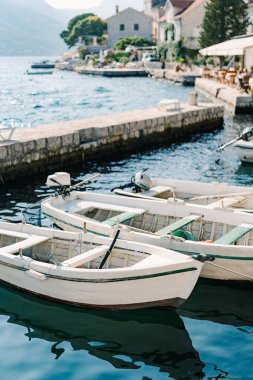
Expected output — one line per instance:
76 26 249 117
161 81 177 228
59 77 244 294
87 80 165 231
115 37 154 50
79 48 89 60
105 52 131 62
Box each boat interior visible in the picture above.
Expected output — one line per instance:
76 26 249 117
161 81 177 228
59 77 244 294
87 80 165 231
115 187 252 210
0 229 150 270
71 202 253 246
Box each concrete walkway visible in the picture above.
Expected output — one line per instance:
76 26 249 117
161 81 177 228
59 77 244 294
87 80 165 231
196 78 253 114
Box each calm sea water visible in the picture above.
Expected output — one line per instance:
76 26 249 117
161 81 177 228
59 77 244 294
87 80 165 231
0 57 252 380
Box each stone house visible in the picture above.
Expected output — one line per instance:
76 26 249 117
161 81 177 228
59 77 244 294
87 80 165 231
173 0 208 49
144 0 194 42
107 7 153 49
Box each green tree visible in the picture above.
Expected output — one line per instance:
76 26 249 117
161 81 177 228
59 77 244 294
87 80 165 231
66 16 107 47
60 13 101 46
199 0 249 48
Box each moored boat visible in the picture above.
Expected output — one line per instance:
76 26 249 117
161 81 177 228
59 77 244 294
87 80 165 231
218 126 253 163
0 221 203 310
113 172 253 211
31 60 55 69
234 139 253 163
42 173 253 281
26 69 53 75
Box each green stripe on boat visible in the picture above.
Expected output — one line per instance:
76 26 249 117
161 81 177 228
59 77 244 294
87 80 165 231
43 212 253 261
0 260 198 283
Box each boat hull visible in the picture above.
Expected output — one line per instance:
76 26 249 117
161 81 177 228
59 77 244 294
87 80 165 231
0 260 198 310
234 142 253 163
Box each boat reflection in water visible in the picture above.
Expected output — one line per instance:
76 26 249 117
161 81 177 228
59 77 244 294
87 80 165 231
0 284 204 379
180 279 253 328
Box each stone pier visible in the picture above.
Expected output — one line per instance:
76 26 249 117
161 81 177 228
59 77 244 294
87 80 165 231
0 104 224 182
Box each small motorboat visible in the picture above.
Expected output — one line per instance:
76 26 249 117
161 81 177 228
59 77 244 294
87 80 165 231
0 221 204 310
113 171 253 212
31 60 55 69
218 126 253 163
26 69 53 75
41 173 253 282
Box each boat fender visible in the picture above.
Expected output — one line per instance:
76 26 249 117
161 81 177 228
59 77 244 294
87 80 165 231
192 253 215 263
26 269 47 281
132 172 152 191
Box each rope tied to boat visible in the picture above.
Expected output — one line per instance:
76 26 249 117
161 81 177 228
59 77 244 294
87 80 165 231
206 261 253 280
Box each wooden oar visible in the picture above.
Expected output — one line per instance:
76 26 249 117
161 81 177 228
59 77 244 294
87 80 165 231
188 191 253 201
70 173 100 190
99 230 120 269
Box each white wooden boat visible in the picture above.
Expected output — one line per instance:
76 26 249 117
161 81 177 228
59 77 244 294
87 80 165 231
0 221 203 310
42 189 253 281
113 173 253 212
234 139 253 163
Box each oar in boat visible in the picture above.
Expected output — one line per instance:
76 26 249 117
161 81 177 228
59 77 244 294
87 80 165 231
99 230 121 269
188 190 253 202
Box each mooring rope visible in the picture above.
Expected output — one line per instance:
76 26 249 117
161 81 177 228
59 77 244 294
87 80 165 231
207 261 253 280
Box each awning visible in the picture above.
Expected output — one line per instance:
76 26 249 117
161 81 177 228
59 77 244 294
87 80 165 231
200 36 253 56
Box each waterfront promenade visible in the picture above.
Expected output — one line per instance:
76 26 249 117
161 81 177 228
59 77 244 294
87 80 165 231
196 78 253 114
56 62 148 77
0 103 223 182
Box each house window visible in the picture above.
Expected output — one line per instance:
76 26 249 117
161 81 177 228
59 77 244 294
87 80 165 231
134 24 139 31
120 24 125 31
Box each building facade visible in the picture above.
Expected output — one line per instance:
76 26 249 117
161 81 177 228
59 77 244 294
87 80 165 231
145 0 253 50
174 0 208 49
107 7 153 49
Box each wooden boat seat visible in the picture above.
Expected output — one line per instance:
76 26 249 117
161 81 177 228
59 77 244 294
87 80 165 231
62 245 109 267
143 186 173 197
0 235 50 254
0 229 29 240
155 214 201 236
214 224 253 245
103 210 146 227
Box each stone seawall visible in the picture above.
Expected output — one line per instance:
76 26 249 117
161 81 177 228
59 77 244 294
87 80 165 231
0 104 224 182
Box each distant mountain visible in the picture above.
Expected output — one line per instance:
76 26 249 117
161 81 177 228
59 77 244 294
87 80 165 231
0 0 144 56
0 0 68 56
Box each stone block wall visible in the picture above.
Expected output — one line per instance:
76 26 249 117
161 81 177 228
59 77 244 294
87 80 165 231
0 105 224 182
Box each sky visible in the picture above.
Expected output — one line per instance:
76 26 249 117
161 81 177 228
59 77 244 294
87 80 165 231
45 0 103 8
